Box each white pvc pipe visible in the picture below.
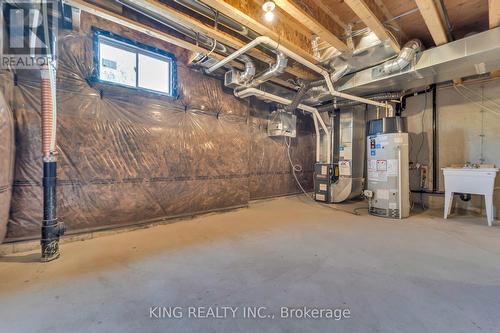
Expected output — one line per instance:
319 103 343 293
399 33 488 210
207 36 393 113
235 87 329 162
398 146 402 220
312 114 320 162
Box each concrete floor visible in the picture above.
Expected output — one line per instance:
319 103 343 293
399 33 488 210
1 196 500 333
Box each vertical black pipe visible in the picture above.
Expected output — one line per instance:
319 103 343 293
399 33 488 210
431 84 438 192
41 160 64 262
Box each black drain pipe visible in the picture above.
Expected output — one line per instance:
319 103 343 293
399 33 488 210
431 84 438 192
41 159 64 261
402 85 442 196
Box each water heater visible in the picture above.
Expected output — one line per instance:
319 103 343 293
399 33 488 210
366 117 410 219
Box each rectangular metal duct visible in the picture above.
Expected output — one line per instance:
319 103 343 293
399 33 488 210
337 28 500 95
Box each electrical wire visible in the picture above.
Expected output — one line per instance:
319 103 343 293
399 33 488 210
285 136 310 198
453 86 500 117
458 84 500 109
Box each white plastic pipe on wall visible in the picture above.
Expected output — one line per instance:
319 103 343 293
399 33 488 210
235 87 329 162
207 36 393 113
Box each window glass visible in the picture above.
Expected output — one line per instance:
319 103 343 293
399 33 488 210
99 42 136 87
138 53 170 94
95 30 176 96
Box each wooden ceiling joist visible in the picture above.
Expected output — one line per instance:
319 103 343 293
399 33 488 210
134 0 314 80
344 0 400 52
489 0 500 28
309 0 347 29
273 0 348 51
415 0 449 46
371 0 408 41
198 0 317 64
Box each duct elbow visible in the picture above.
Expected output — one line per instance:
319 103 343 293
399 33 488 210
383 39 422 74
330 64 350 82
274 51 288 75
238 55 256 83
247 51 287 87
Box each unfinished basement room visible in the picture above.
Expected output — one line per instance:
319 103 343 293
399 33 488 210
1 0 500 332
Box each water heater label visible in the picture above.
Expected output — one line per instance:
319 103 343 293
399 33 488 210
368 159 377 170
368 170 388 182
376 160 387 171
387 159 398 175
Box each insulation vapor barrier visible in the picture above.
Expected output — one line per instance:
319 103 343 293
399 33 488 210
1 17 315 241
0 72 15 243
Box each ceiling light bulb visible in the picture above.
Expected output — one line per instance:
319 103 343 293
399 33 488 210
264 11 274 22
262 1 276 13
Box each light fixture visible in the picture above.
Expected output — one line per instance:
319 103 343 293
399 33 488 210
262 1 276 22
264 11 274 22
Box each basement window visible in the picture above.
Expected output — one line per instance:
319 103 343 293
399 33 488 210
93 28 177 97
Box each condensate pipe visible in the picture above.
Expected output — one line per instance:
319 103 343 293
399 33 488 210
234 87 329 162
206 36 393 113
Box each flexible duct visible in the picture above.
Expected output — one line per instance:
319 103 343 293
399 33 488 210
286 81 311 112
247 51 287 87
41 65 56 157
382 39 422 74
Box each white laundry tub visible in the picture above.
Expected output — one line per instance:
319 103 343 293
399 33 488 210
442 168 498 226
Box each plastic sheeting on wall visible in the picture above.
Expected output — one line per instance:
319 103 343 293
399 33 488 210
0 73 15 243
3 22 315 241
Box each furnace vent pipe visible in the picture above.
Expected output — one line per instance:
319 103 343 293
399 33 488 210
382 39 422 74
207 36 393 113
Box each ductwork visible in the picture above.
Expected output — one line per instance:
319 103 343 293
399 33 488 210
234 87 329 163
312 35 341 63
247 51 287 87
331 64 350 83
295 65 350 106
382 39 422 74
206 36 392 115
285 81 311 112
338 28 500 95
237 55 256 83
330 108 366 203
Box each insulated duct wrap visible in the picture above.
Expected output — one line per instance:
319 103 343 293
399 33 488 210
1 13 315 241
